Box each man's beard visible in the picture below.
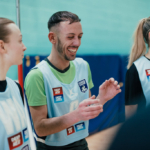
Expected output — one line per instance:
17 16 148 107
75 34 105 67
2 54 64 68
57 38 75 61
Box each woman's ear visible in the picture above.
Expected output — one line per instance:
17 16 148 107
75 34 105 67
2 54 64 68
0 40 6 54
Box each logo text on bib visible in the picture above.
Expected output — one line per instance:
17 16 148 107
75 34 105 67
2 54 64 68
75 122 85 132
22 128 29 142
66 126 75 135
78 79 88 93
8 132 23 149
145 69 150 81
53 87 64 103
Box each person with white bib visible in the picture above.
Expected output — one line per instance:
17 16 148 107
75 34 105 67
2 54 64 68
25 11 121 150
0 18 31 150
125 17 150 119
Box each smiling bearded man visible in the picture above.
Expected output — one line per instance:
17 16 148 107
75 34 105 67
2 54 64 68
24 11 121 150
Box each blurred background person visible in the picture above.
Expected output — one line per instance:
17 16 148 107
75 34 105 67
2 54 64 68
125 17 150 119
108 105 150 150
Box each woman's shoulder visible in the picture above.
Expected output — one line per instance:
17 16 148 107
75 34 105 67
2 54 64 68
127 63 138 76
14 81 24 104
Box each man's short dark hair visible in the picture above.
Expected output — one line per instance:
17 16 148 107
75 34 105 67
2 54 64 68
48 11 81 31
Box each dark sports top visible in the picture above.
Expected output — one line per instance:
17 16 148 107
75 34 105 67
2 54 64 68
124 56 150 111
108 105 150 150
0 80 24 103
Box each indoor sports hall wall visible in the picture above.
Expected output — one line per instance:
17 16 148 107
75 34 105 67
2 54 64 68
1 0 150 80
0 0 150 133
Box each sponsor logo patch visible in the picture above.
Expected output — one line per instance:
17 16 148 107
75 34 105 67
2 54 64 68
22 128 29 142
75 122 85 132
145 69 150 81
78 79 88 93
52 87 64 103
8 132 23 150
66 126 75 135
21 144 29 150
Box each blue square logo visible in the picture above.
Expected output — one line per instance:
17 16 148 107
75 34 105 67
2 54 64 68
75 122 85 132
78 79 88 93
54 95 64 103
145 69 150 82
22 128 29 142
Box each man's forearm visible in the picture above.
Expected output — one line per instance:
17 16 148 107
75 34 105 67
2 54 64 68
31 98 102 137
96 95 106 105
35 111 80 137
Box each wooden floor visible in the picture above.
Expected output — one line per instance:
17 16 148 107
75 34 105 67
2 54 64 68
86 124 122 150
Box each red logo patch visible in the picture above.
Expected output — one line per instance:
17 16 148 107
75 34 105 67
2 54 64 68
67 126 75 135
53 87 63 96
8 132 23 150
145 69 150 76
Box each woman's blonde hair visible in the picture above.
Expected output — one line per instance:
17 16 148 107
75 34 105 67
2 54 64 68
127 17 150 69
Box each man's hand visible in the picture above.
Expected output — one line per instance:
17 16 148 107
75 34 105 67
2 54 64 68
30 95 103 137
97 78 121 105
74 95 103 122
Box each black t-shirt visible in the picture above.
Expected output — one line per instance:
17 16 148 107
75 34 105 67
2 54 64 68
125 58 149 111
0 80 24 103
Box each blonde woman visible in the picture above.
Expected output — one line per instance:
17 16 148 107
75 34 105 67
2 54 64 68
0 18 31 149
125 17 150 118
